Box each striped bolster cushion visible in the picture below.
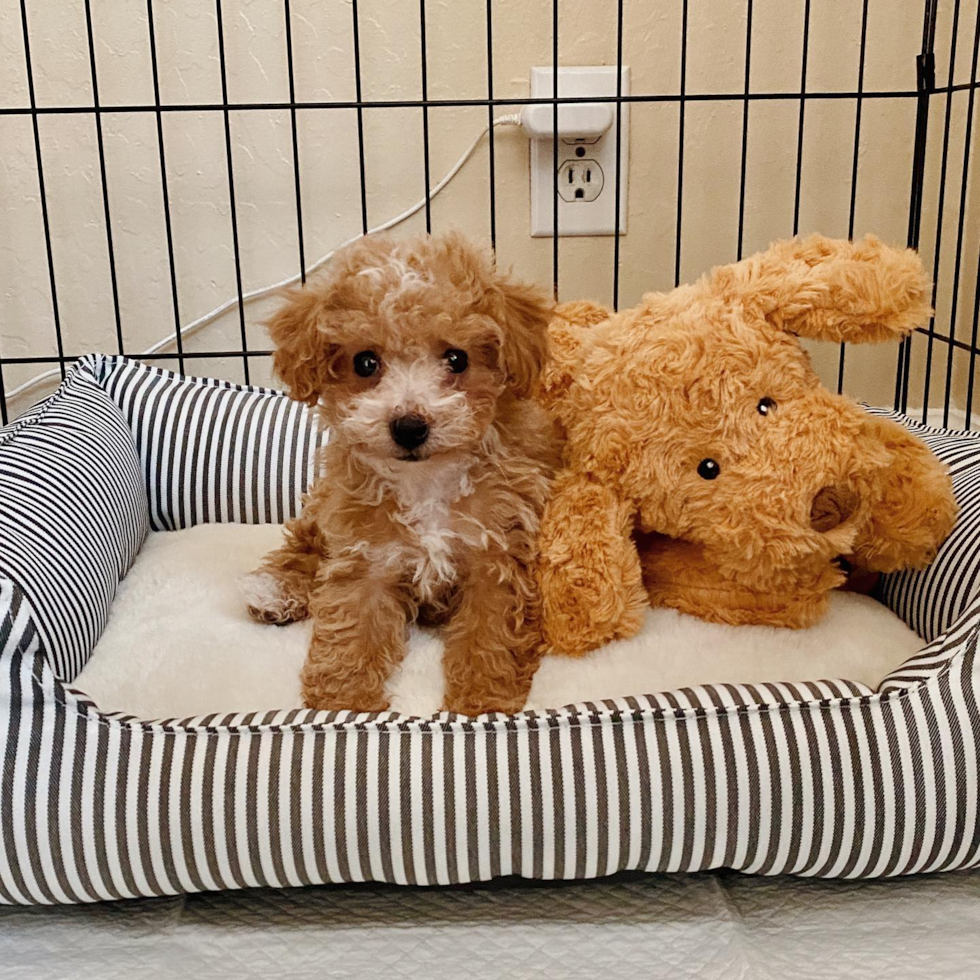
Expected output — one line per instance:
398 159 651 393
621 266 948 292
1 355 979 905
92 354 324 531
0 360 147 680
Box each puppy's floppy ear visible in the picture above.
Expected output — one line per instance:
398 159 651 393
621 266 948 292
266 286 336 406
268 233 400 404
493 272 553 398
708 233 932 344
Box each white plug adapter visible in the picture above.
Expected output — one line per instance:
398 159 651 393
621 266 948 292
517 103 614 141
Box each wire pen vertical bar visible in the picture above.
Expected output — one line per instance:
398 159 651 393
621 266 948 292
674 0 688 287
351 0 369 234
840 0 870 395
895 337 907 410
896 0 938 412
214 0 250 384
419 0 432 233
792 0 811 236
18 0 65 380
283 0 307 284
0 366 7 425
847 0 870 242
552 0 559 299
485 0 497 250
83 0 123 356
735 0 753 261
966 56 980 428
965 242 980 427
612 0 625 310
920 0 961 419
146 0 185 373
941 0 980 426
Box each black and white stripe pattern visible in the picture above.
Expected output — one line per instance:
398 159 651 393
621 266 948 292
3 575 979 905
879 599 980 692
2 358 980 905
869 407 980 642
0 362 147 681
90 355 323 532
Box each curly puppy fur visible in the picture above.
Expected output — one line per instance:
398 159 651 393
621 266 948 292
246 232 560 715
537 234 959 654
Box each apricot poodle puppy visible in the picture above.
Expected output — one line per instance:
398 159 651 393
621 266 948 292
244 232 559 715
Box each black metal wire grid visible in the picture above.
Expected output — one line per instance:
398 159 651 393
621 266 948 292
2 0 979 427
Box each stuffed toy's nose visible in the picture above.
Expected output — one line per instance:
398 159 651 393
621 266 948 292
810 485 859 532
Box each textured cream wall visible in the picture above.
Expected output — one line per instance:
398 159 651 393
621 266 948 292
1 0 977 419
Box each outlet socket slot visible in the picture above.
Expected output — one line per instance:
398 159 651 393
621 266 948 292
558 159 603 203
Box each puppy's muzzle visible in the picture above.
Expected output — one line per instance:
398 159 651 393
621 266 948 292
390 413 430 450
810 485 858 532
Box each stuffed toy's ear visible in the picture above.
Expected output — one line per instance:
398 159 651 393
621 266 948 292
266 286 340 406
492 272 553 398
708 233 932 344
535 300 612 410
847 413 958 573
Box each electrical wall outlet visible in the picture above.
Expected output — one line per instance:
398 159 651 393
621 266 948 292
529 65 629 237
558 159 603 202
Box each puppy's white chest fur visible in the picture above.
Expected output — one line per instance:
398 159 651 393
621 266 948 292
387 461 476 601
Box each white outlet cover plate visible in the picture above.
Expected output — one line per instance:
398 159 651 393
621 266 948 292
530 65 629 237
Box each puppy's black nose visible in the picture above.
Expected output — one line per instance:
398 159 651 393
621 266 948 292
390 413 429 450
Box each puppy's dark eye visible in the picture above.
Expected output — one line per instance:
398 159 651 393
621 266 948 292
444 348 468 374
353 350 380 377
757 397 776 415
697 458 721 480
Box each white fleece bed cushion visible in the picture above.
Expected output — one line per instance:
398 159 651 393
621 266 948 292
75 523 925 719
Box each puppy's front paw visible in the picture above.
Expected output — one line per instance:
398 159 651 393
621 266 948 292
303 694 392 713
240 571 308 625
442 691 528 717
301 673 391 713
442 679 530 717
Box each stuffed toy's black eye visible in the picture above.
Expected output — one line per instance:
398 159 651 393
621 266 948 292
757 397 776 415
444 348 468 374
697 458 721 480
353 351 380 377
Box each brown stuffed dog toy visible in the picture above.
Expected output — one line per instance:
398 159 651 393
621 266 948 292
536 234 958 656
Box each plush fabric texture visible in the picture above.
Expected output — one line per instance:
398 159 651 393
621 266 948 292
0 358 148 680
75 524 924 720
536 235 958 654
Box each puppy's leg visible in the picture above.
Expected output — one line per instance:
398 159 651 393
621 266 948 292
302 556 408 712
243 507 324 624
442 551 541 716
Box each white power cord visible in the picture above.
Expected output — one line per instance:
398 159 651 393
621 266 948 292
7 113 525 403
7 99 620 405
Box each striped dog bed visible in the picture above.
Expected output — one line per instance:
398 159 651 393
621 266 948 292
1 354 978 905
